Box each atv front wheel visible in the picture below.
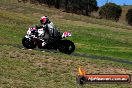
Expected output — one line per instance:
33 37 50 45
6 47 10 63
22 37 36 49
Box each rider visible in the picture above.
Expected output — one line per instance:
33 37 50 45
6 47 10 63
40 16 54 37
36 16 60 46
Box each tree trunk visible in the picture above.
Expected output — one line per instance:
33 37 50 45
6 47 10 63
65 0 69 12
55 0 60 9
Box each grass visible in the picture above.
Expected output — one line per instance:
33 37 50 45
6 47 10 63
0 45 132 88
0 0 132 88
56 22 132 61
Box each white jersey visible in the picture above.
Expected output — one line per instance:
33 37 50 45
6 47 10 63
47 22 55 35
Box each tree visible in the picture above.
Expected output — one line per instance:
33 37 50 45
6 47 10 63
64 0 69 12
99 3 122 21
21 0 98 16
126 9 132 26
81 0 98 16
54 0 60 9
64 0 98 15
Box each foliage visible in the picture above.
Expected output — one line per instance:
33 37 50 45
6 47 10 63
99 3 122 21
19 0 98 16
126 9 132 26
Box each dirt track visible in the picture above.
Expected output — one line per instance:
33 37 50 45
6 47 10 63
1 44 132 65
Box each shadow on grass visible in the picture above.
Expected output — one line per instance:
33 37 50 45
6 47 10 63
72 53 132 65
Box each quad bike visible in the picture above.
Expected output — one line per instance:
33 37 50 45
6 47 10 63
22 27 75 54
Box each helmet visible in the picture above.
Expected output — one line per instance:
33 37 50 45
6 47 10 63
40 16 49 24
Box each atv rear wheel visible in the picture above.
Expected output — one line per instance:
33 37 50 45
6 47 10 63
58 40 75 54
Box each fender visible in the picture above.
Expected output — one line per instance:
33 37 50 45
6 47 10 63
62 32 72 38
25 35 30 38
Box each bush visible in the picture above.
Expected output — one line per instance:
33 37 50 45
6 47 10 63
126 9 132 26
99 3 122 21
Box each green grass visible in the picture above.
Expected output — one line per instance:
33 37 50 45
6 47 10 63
0 1 132 88
56 22 132 61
